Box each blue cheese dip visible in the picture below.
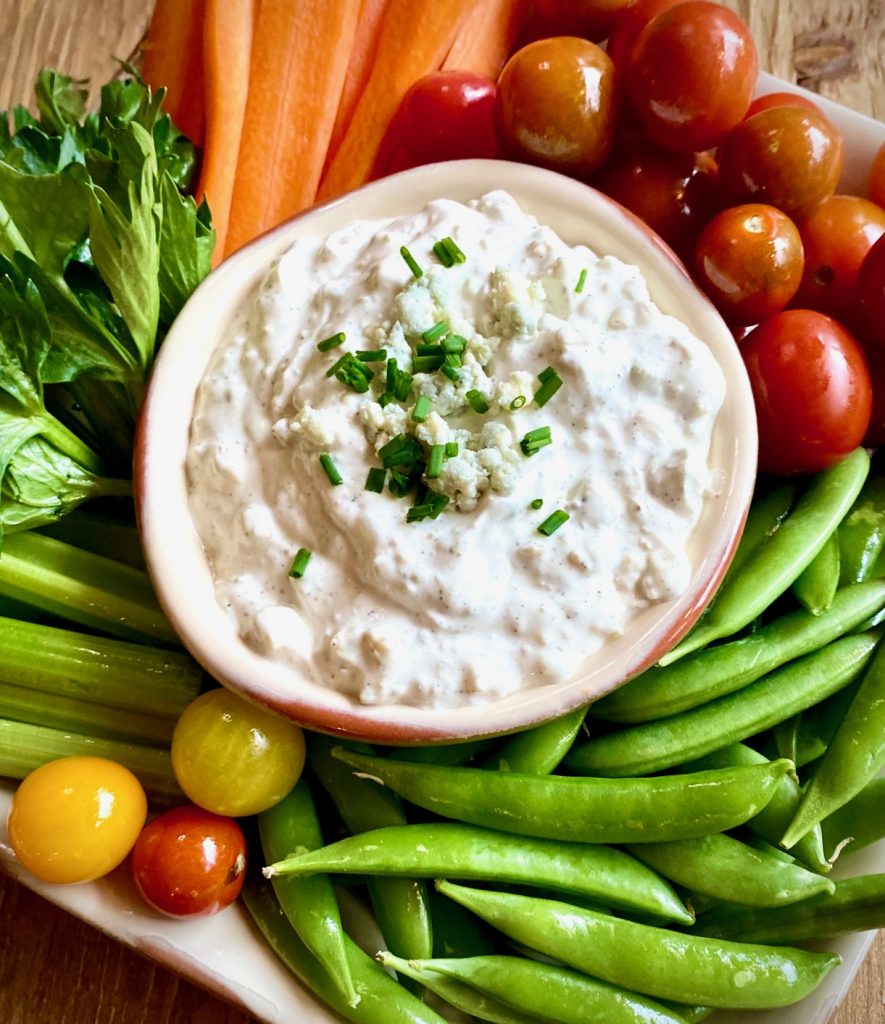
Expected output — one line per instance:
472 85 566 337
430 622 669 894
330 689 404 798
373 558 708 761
186 191 725 708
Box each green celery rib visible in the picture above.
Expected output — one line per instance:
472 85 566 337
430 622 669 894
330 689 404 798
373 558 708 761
0 532 178 645
0 615 201 717
0 717 181 801
38 510 145 569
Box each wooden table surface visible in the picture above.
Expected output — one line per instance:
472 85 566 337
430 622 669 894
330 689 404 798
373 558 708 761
1 1 884 1022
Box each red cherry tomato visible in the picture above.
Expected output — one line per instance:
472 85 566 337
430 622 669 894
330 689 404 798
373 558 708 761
628 1 758 152
744 91 823 120
132 806 247 917
399 71 498 165
858 233 885 347
593 143 720 258
795 195 885 324
741 310 872 475
606 0 688 71
870 143 885 208
693 204 804 325
860 341 885 447
527 0 637 42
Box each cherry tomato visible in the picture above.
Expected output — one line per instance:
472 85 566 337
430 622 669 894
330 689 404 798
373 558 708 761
172 688 305 817
718 107 844 220
870 142 885 208
744 91 823 120
399 72 498 165
8 756 146 884
858 233 885 347
526 0 638 42
132 806 246 917
496 37 615 178
628 1 758 153
795 195 885 324
693 204 804 325
606 0 688 71
593 143 720 258
741 310 872 475
860 342 885 447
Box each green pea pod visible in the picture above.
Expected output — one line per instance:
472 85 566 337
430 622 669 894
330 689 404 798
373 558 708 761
567 632 878 777
822 777 885 861
382 952 691 1024
264 821 693 925
377 954 548 1024
838 475 885 585
308 736 433 983
694 873 885 944
241 876 447 1024
785 677 862 768
435 882 839 1010
257 780 359 1007
783 640 885 848
682 743 829 874
772 714 801 763
721 481 798 582
625 832 834 908
592 581 885 724
332 748 792 843
428 885 497 958
388 738 493 765
481 706 586 774
662 448 870 664
792 531 840 614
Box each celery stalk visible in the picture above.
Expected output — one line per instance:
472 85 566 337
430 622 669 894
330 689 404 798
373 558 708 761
0 718 181 800
39 510 145 569
0 532 178 645
0 615 201 717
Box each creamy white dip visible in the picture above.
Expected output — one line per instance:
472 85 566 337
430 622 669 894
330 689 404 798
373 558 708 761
187 191 725 708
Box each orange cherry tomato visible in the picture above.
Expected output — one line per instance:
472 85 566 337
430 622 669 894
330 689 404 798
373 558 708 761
744 91 823 120
718 107 844 220
496 37 615 178
795 195 885 324
860 342 885 447
693 204 804 325
869 142 885 208
627 1 758 152
858 234 885 348
527 0 638 42
606 0 688 71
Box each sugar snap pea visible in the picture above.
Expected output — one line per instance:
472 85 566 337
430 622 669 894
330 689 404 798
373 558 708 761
625 832 834 907
792 531 840 615
661 447 869 665
435 881 840 1010
332 748 792 843
241 875 447 1024
388 738 492 765
838 474 885 585
694 873 885 944
257 779 359 1007
783 640 885 848
593 582 885 723
264 822 693 924
780 677 862 768
380 952 691 1024
428 885 496 958
822 777 885 861
482 706 586 774
568 632 878 776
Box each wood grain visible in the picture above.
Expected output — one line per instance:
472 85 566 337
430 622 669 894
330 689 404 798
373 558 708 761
0 1 884 1022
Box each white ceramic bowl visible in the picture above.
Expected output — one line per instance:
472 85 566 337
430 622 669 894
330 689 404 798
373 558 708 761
136 158 757 744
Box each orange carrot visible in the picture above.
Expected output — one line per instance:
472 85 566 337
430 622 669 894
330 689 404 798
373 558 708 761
225 0 361 255
197 0 254 264
141 0 207 146
317 0 479 202
442 0 527 79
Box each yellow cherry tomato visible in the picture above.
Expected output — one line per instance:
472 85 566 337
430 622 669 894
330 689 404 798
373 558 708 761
8 756 147 884
171 688 305 816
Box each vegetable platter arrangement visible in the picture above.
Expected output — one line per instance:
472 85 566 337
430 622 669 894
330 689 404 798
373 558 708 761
1 1 885 1023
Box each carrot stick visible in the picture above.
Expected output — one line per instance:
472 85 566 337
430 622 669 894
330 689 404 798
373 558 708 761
316 0 479 203
197 0 254 264
225 0 361 255
442 0 526 79
140 0 207 145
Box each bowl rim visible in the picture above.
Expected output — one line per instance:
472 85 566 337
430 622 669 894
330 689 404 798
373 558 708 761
135 158 757 744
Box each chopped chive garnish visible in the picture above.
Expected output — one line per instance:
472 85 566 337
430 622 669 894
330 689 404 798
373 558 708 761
406 492 450 522
413 353 445 372
422 321 448 343
444 352 462 369
386 358 413 401
325 353 349 377
330 353 374 392
388 469 411 498
379 433 424 468
356 349 387 361
400 245 423 279
443 334 467 354
426 444 446 479
445 441 459 457
412 395 432 423
319 453 343 486
575 268 588 293
365 467 386 493
441 364 460 382
317 332 345 352
417 343 444 356
534 367 563 407
379 392 394 407
538 509 569 536
433 236 466 266
510 395 527 410
288 548 312 578
433 240 454 268
466 390 489 414
520 426 552 456
531 498 544 510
